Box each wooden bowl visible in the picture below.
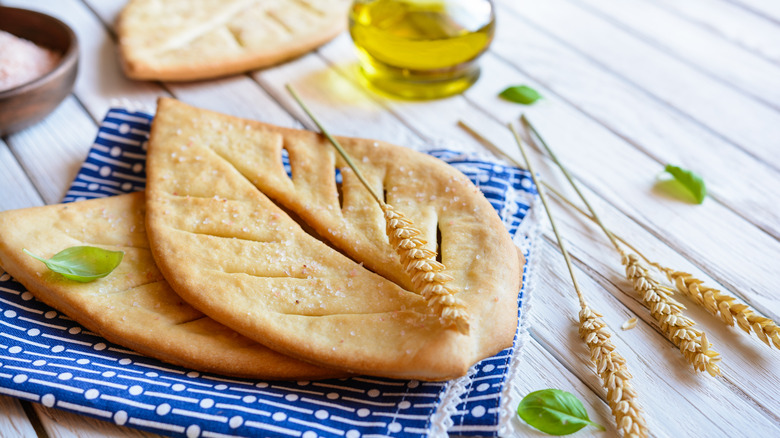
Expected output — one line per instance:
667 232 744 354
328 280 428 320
0 7 79 136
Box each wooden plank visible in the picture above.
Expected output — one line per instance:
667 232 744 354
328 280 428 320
6 96 97 205
0 140 44 211
166 77 301 129
502 0 780 171
531 238 780 435
653 0 780 65
478 11 780 239
252 50 429 150
2 0 167 121
77 0 124 28
0 396 39 438
574 0 780 108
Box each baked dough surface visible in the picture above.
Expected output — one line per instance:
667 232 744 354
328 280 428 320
145 98 522 380
117 0 351 81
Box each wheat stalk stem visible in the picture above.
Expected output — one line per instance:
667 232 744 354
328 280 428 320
520 116 622 252
286 85 469 333
286 85 383 206
510 124 647 437
509 124 585 306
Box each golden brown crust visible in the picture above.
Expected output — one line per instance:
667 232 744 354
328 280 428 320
0 193 341 379
117 0 350 81
145 98 522 380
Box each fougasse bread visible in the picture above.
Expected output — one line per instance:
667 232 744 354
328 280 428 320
144 98 523 380
116 0 351 81
0 192 342 379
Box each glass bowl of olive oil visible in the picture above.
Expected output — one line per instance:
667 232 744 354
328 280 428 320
349 0 495 100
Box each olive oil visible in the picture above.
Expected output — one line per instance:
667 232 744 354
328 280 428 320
349 0 495 99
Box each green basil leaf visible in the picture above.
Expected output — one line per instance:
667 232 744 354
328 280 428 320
24 246 124 283
517 389 604 435
499 85 542 105
664 164 706 204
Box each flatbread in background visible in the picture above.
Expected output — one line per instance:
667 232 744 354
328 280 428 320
145 98 522 380
117 0 351 81
0 192 341 379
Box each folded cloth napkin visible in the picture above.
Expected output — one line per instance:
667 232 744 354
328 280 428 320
0 108 539 438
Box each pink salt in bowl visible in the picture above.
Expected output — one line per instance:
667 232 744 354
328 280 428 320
0 6 79 136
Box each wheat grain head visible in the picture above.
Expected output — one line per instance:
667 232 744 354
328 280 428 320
382 204 471 334
622 252 721 376
655 266 780 349
580 306 648 437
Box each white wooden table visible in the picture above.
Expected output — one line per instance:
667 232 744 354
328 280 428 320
1 0 779 436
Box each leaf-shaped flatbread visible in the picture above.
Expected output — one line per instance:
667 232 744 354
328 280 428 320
146 98 522 380
0 192 340 379
117 0 351 81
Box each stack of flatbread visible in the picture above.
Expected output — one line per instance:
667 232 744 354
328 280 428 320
117 0 352 81
0 98 522 381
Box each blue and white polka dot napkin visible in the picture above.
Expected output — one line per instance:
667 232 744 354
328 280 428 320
0 108 539 438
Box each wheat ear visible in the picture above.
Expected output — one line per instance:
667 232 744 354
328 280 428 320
382 205 470 333
579 306 648 437
654 266 780 349
511 124 648 437
621 251 721 376
287 85 470 334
